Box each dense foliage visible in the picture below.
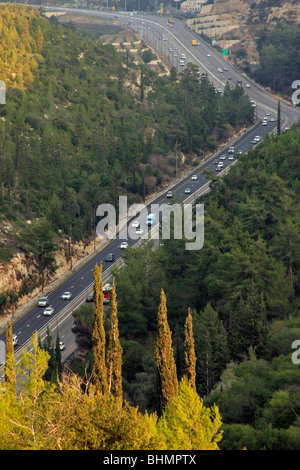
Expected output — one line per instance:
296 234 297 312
0 4 253 260
70 124 300 449
254 22 300 96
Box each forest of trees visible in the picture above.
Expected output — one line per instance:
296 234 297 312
70 122 300 450
0 267 222 450
0 3 254 314
1 2 300 451
254 22 300 97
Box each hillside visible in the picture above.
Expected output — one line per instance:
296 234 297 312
187 0 300 72
0 5 254 322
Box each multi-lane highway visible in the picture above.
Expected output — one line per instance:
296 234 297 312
1 7 299 367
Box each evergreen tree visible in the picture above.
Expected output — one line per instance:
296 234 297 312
155 289 178 416
158 377 223 450
107 280 123 403
184 308 196 391
92 264 108 395
4 320 16 398
277 100 281 135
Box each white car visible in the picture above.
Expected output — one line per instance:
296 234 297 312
219 155 226 160
263 120 267 126
218 67 222 72
43 306 54 316
61 291 72 300
13 334 18 346
136 227 143 235
271 117 275 122
120 241 128 249
254 136 260 142
184 188 191 194
131 220 140 228
191 174 198 180
38 296 49 307
167 190 173 198
246 83 250 88
228 155 234 160
207 53 211 57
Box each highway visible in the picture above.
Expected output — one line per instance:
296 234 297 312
1 7 299 368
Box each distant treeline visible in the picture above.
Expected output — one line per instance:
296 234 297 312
254 22 300 97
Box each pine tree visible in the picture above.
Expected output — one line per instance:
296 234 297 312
155 289 178 416
91 264 108 395
107 280 123 403
184 308 196 391
4 320 16 398
35 25 43 53
158 376 223 450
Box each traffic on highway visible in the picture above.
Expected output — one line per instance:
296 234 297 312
1 8 299 368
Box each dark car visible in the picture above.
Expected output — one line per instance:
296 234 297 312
105 253 115 262
86 293 94 302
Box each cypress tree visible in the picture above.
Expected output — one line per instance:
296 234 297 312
184 308 196 391
107 280 123 403
5 320 16 398
91 264 108 395
155 289 178 416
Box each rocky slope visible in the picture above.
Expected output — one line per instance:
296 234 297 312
187 0 300 69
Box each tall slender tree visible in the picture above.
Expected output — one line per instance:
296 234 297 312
107 280 123 403
4 320 16 398
92 264 108 395
155 289 178 416
184 308 196 391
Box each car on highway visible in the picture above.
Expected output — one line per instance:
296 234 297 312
251 139 256 144
191 174 198 180
213 159 219 164
181 53 186 59
86 293 94 302
136 227 143 235
13 334 18 346
254 136 261 142
218 67 222 72
105 253 115 262
227 76 232 80
238 149 243 154
271 117 275 122
219 155 226 160
43 306 54 316
61 291 72 300
263 120 268 126
246 83 250 88
38 296 49 307
207 53 211 57
228 146 235 154
184 188 191 194
119 241 128 249
216 166 222 171
265 111 270 116
228 155 234 160
167 190 173 198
